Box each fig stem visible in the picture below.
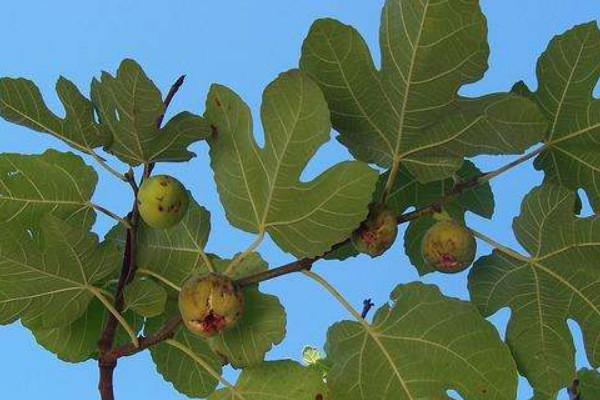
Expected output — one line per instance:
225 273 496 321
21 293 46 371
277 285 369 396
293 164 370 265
137 267 181 292
226 231 265 275
90 203 132 229
91 287 140 348
470 228 530 262
165 339 245 400
89 150 128 182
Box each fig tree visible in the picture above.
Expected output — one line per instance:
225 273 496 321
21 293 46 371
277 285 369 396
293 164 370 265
178 273 244 338
421 220 477 273
352 206 398 257
137 175 189 229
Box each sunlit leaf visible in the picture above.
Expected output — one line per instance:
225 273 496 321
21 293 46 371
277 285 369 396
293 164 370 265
147 301 222 398
123 278 167 318
0 150 97 230
469 183 600 398
576 369 600 399
0 215 120 329
526 22 600 212
300 0 546 183
209 360 327 400
28 298 142 363
0 76 109 152
92 59 210 166
326 282 517 399
205 69 378 258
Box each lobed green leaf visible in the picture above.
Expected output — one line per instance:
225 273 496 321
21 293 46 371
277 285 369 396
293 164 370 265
469 183 600 398
205 69 378 258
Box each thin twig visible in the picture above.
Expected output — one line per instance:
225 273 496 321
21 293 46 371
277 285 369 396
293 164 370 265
108 315 182 360
147 74 186 176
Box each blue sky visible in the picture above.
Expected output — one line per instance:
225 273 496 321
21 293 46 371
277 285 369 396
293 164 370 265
0 1 599 399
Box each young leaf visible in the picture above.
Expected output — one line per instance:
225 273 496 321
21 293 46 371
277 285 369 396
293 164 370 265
147 302 222 398
208 255 287 368
0 76 110 153
300 0 547 183
0 150 97 230
208 360 327 400
27 298 142 363
575 369 600 399
123 278 167 318
0 215 120 329
468 183 600 398
529 22 600 212
107 196 211 287
205 69 378 258
92 59 210 166
326 282 517 399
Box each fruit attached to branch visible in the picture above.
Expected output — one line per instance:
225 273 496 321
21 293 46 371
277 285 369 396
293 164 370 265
137 175 189 229
178 274 244 337
352 206 398 257
421 220 476 273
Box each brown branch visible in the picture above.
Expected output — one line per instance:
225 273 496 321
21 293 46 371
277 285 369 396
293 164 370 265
97 74 185 400
108 315 182 360
147 74 186 176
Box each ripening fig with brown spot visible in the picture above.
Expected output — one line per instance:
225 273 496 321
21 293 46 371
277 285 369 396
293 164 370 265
137 175 189 229
421 220 477 273
178 273 244 338
352 206 398 257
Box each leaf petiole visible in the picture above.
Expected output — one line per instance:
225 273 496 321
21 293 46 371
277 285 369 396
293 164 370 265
165 339 245 400
469 228 531 262
90 287 140 348
137 268 181 292
225 231 265 275
88 150 128 182
89 203 132 229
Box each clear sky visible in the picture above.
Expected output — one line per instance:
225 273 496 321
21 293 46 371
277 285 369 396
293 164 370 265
0 1 599 399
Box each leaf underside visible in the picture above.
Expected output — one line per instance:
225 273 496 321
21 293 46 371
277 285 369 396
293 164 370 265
205 69 378 258
469 183 600 398
326 282 517 400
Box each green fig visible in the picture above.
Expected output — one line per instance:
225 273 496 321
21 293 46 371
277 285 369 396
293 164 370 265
178 274 244 338
137 175 189 229
421 220 477 273
352 206 398 257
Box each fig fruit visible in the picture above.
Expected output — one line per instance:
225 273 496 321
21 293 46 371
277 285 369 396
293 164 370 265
178 273 244 337
421 220 476 273
352 206 398 257
137 175 189 229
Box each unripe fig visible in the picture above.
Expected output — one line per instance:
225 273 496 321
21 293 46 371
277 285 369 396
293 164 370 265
137 175 189 229
421 220 476 273
352 206 398 257
178 273 244 338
